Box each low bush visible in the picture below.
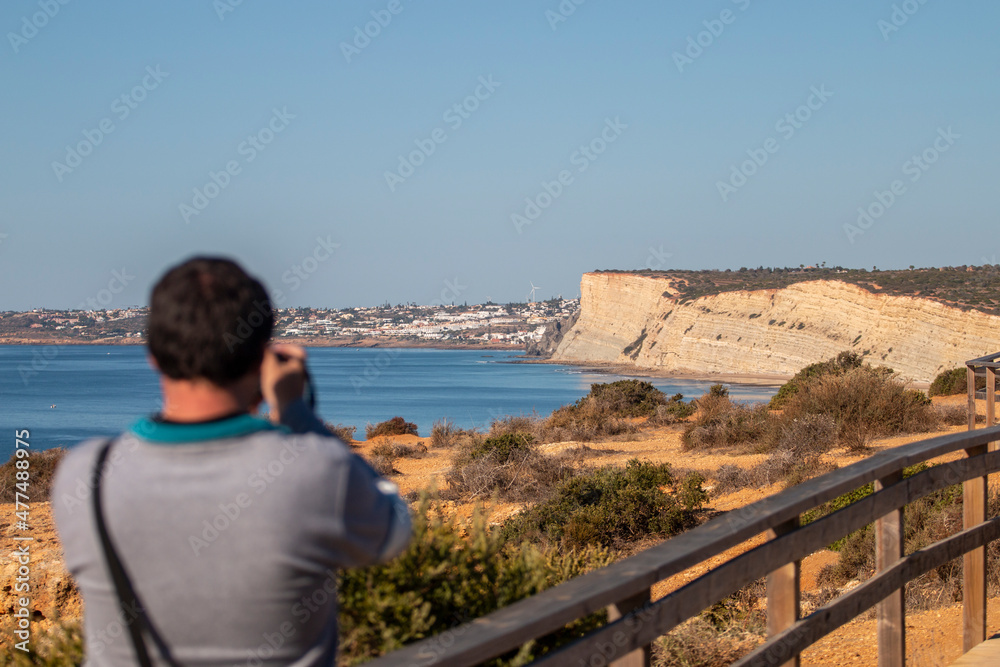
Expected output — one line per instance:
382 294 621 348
371 440 426 460
649 393 697 425
0 447 67 503
654 580 766 666
543 403 635 443
682 398 775 451
769 351 869 409
809 463 966 600
766 413 838 456
325 423 357 443
489 414 542 439
655 617 761 667
929 367 968 397
369 455 396 477
502 459 707 550
781 367 936 451
366 416 419 439
712 414 838 494
339 494 614 665
429 419 481 448
446 432 576 502
934 404 972 426
581 379 668 417
539 380 674 443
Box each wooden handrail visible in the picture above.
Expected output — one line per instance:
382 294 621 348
366 425 1000 666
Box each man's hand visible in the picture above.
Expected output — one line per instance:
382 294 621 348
261 344 308 423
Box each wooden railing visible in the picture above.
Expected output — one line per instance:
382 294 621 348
367 356 1000 667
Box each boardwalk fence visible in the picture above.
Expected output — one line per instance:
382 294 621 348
367 353 1000 667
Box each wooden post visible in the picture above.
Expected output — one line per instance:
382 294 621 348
963 365 987 652
875 471 905 667
988 367 996 434
767 518 801 667
969 364 977 432
607 588 651 667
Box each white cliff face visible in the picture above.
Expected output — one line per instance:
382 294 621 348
552 273 1000 383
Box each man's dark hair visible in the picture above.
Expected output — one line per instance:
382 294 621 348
147 257 273 385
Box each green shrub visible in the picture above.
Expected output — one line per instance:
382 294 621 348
707 384 729 399
539 380 668 443
781 366 937 450
769 351 869 409
502 459 707 549
806 463 963 589
470 432 534 463
0 447 67 503
929 367 968 396
338 494 614 665
580 379 667 418
366 416 419 439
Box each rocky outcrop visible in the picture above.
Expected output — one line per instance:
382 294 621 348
525 311 580 357
0 502 81 633
551 273 1000 382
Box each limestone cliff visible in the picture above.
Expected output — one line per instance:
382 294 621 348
551 273 1000 382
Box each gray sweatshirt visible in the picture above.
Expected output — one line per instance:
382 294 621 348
52 400 411 666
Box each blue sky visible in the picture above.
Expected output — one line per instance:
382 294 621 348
1 1 998 310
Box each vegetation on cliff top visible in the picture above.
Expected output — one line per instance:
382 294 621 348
596 265 1000 315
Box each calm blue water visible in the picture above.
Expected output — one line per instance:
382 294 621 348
0 346 777 460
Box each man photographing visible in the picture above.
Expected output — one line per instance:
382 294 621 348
53 257 411 666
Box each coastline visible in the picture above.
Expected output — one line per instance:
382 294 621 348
513 357 791 386
0 336 522 351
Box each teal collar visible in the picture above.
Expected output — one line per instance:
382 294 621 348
130 414 282 444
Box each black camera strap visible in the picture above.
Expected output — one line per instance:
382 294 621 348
91 438 182 667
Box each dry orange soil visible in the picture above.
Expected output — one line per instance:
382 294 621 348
1 394 995 665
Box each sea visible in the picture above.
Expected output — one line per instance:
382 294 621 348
0 345 778 461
